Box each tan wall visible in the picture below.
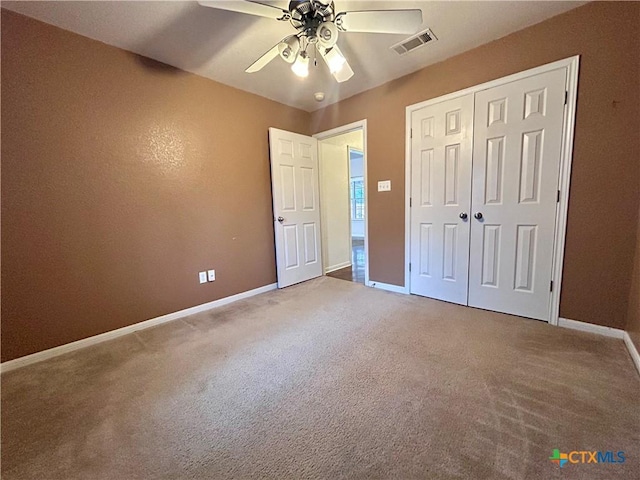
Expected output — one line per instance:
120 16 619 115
311 1 640 329
3 2 640 362
1 10 310 361
627 203 640 352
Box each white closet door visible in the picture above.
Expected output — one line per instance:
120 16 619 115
269 128 323 288
410 94 474 305
468 68 567 320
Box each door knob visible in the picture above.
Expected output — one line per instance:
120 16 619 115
277 216 284 223
459 212 468 220
474 212 483 220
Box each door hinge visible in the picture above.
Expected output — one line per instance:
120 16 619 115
557 190 561 203
410 197 412 208
550 280 554 292
564 91 568 105
409 262 412 272
410 128 413 139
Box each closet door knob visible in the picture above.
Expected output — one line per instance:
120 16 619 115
474 212 483 220
277 216 285 223
459 212 468 220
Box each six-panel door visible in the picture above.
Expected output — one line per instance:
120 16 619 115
409 67 567 321
467 68 567 320
269 128 323 288
410 94 474 305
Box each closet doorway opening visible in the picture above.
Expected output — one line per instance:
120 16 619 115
315 121 368 285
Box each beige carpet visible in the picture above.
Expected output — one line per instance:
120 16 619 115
2 277 639 479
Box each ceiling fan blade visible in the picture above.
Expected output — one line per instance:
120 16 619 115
245 41 282 73
319 45 354 83
198 1 290 21
336 9 422 34
331 46 354 83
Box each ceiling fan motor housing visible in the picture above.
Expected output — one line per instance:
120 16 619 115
289 0 335 37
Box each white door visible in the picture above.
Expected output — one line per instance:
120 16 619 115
410 94 474 305
468 68 567 320
269 128 323 288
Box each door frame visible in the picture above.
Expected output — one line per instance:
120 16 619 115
404 56 580 326
314 120 370 286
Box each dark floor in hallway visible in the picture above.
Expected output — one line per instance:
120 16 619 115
327 238 365 284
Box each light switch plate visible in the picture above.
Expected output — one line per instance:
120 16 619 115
207 270 216 282
199 271 207 284
378 180 391 192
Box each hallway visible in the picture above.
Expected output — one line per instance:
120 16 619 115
326 238 365 284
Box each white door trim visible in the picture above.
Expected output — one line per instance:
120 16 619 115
314 120 370 286
404 56 580 325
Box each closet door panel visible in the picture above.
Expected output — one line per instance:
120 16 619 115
410 94 474 305
468 68 567 321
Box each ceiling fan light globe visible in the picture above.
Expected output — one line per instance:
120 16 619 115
291 53 310 78
278 36 300 63
317 21 338 48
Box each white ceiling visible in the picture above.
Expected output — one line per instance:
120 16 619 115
3 1 586 112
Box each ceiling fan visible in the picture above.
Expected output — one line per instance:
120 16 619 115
198 1 422 82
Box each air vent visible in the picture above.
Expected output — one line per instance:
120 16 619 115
391 28 437 55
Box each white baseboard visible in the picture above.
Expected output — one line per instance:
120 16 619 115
558 317 625 339
324 261 352 274
559 317 640 378
1 283 277 374
623 332 640 377
367 281 407 294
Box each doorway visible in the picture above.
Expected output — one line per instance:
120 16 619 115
315 121 368 285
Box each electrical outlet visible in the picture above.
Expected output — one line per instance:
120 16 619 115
198 271 207 284
378 180 391 192
207 270 216 282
